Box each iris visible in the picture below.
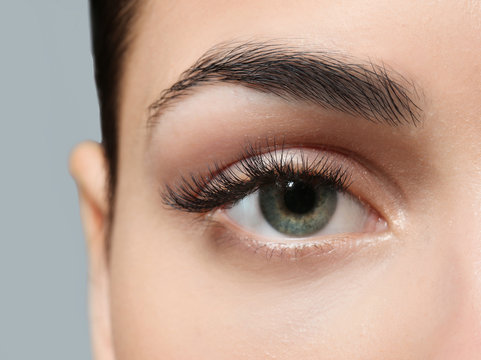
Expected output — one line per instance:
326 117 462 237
259 180 337 236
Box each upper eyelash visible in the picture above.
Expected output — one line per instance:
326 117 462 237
161 141 353 213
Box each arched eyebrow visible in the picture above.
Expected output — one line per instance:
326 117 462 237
147 41 422 127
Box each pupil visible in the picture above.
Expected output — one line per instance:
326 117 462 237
283 181 316 214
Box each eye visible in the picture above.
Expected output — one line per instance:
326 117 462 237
226 179 378 239
162 142 387 248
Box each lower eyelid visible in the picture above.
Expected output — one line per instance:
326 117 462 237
207 210 390 265
198 220 395 279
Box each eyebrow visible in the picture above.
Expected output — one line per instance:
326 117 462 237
148 41 422 127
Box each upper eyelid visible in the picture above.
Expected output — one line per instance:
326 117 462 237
161 146 352 213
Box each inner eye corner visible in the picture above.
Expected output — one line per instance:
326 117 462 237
357 196 389 232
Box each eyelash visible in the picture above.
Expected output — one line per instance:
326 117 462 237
162 140 353 213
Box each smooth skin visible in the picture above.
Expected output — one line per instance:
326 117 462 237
72 0 481 359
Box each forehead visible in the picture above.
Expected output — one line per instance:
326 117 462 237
117 0 481 151
124 1 481 107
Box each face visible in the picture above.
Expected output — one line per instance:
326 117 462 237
72 0 481 358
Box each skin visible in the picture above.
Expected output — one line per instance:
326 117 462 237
71 0 481 359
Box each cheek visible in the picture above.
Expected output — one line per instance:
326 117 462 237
108 201 460 360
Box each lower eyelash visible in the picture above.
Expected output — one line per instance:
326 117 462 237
161 139 353 213
205 214 388 265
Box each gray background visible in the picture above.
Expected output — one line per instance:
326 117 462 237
0 1 98 359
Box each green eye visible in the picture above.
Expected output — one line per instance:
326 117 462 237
259 180 338 237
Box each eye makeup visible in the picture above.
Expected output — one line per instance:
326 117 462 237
146 85 417 270
159 138 390 266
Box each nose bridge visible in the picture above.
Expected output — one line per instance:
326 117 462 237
433 192 481 358
468 215 481 352
434 272 481 359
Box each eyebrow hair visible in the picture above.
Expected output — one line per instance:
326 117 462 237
148 41 422 126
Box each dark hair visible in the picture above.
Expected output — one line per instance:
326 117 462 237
89 0 140 204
